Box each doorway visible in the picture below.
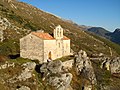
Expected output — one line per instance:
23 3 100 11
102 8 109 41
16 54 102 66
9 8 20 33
48 51 52 60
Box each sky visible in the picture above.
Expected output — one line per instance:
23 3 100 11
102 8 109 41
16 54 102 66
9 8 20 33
19 0 120 32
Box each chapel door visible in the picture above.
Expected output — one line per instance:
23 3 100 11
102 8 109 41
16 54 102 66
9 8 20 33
48 51 52 60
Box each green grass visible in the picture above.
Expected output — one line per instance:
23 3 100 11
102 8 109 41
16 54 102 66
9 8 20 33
0 0 120 57
91 59 120 90
9 57 32 64
54 55 74 62
87 32 120 56
0 40 19 56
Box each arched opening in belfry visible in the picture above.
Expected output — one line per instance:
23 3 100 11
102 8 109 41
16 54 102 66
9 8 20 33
57 30 59 37
48 51 52 60
58 42 60 48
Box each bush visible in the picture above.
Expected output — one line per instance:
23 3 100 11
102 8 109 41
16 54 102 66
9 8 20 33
0 40 19 56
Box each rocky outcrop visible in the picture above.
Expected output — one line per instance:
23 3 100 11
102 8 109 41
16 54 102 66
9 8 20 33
0 61 37 90
0 16 11 30
0 15 31 42
0 16 11 42
75 50 97 85
17 62 36 81
7 62 36 83
62 59 74 70
0 61 15 69
48 73 72 90
40 60 73 90
101 57 120 74
16 86 30 90
110 57 120 74
100 57 111 70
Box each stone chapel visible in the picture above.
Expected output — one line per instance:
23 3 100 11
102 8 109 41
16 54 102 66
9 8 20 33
20 25 71 63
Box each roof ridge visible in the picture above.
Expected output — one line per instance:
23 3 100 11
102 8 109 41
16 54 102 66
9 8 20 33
31 32 70 40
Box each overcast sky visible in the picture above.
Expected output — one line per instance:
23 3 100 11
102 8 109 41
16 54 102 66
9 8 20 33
20 0 120 32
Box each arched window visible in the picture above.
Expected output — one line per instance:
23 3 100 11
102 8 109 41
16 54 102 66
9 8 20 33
57 30 59 37
59 43 60 48
60 31 61 37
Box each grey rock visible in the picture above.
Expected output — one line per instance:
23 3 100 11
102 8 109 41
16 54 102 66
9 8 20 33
48 73 72 90
7 62 36 83
18 62 36 81
47 60 63 74
40 60 72 90
0 62 15 70
101 57 120 74
22 62 36 71
40 63 48 73
62 59 74 70
110 57 120 74
100 57 111 70
16 86 30 90
84 85 92 90
75 50 97 85
40 60 63 74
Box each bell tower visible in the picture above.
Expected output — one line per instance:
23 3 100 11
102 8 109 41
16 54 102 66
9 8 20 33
54 25 63 39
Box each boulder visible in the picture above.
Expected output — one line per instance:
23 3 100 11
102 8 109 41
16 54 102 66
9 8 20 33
75 50 97 85
48 73 72 90
100 57 120 74
40 63 48 73
110 57 120 74
7 62 36 83
18 62 36 81
16 86 30 90
62 59 74 70
40 60 73 90
47 60 63 74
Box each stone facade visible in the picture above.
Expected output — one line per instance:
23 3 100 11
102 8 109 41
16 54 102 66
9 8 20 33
20 25 71 63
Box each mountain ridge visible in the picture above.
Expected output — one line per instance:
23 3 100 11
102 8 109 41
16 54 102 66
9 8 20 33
87 27 120 44
0 0 120 57
0 0 120 90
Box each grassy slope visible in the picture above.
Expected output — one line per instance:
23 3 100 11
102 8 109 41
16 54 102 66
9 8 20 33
0 1 120 90
91 59 120 90
87 31 120 56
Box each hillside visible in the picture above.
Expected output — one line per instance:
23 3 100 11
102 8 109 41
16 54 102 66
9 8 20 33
88 27 120 45
0 0 120 90
0 0 120 57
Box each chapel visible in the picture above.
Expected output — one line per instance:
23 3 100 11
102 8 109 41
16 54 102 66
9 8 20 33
20 25 71 63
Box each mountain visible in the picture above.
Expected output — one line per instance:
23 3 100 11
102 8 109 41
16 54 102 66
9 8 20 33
0 0 120 90
87 27 110 38
0 0 120 57
109 28 120 44
87 27 120 45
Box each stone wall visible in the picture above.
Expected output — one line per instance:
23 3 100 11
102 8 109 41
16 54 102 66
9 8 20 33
20 33 44 63
20 32 71 63
63 40 70 56
44 39 70 61
44 40 56 61
56 39 64 58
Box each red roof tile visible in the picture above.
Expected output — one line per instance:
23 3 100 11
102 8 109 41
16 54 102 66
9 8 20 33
32 32 70 40
63 36 70 40
32 32 54 40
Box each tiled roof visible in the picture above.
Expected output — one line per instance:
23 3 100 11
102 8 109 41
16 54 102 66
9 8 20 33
32 32 70 40
32 32 54 40
63 36 70 40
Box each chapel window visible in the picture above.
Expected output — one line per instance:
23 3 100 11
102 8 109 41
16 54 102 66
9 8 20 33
57 30 59 37
60 31 61 37
59 43 60 48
